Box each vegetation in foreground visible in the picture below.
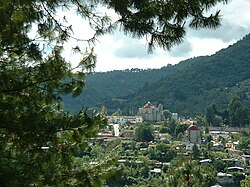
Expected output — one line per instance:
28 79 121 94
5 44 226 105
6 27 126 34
2 0 250 186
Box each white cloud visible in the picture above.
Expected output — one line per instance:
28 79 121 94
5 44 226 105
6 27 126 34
188 38 233 57
59 0 250 72
170 40 193 57
114 39 149 59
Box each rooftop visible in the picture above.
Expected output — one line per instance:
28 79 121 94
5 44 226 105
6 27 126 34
187 124 199 131
144 101 154 108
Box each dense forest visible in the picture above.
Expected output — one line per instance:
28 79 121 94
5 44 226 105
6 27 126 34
63 34 250 117
122 34 250 116
63 61 194 113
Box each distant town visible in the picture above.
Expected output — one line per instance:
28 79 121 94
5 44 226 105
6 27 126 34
91 102 250 187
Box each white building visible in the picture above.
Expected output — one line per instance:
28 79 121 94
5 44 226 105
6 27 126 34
183 124 201 150
138 102 164 122
113 124 120 137
171 113 179 121
107 115 143 125
187 124 201 144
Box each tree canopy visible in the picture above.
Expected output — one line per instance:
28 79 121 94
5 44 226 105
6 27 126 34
0 0 229 185
105 0 228 52
205 98 250 127
135 123 154 142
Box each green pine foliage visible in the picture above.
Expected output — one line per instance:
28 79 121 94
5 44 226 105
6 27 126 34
0 0 111 185
205 97 250 127
0 0 230 185
134 123 154 142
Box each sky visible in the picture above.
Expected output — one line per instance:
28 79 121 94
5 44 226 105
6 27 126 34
62 0 250 72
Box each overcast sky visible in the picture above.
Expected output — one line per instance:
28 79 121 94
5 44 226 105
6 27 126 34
63 0 250 72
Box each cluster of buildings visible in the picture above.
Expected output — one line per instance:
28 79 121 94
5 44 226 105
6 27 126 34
107 101 166 124
97 102 250 186
98 102 171 140
107 101 180 124
103 102 248 154
103 102 200 145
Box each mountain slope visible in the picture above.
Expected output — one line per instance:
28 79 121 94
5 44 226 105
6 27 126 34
120 34 250 116
63 62 193 113
63 33 250 116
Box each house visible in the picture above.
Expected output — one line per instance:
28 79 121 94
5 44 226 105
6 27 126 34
183 124 201 150
187 125 201 144
216 172 234 185
171 113 179 122
225 142 237 150
212 143 224 151
138 102 164 122
227 166 245 173
149 168 161 176
210 184 223 187
97 130 114 141
150 168 161 173
199 159 213 165
185 143 197 151
182 119 194 126
113 124 120 137
242 155 250 165
107 115 143 125
122 130 135 140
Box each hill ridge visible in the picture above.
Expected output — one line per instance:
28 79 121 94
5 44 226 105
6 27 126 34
63 33 250 116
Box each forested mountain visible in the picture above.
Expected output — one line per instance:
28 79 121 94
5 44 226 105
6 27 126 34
63 34 250 116
119 34 250 116
63 61 193 113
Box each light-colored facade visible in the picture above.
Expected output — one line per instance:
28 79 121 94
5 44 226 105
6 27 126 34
138 102 164 122
107 115 143 125
113 124 120 137
187 124 201 144
183 124 201 150
171 113 179 121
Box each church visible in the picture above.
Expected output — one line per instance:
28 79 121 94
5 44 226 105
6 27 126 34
138 102 164 122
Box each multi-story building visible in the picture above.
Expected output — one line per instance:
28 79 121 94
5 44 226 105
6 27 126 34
183 124 201 150
138 102 164 122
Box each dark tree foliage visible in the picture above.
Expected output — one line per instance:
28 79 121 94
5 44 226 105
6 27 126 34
166 159 216 187
0 0 229 185
229 97 250 127
174 123 188 137
192 143 200 160
206 103 223 126
238 132 250 150
241 176 250 187
104 0 228 52
135 123 154 142
114 34 250 117
0 0 111 186
148 143 177 162
165 119 177 136
205 98 250 127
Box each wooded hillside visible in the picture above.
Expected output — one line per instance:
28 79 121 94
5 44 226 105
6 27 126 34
63 34 250 116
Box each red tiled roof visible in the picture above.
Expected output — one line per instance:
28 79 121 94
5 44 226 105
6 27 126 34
187 124 199 130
